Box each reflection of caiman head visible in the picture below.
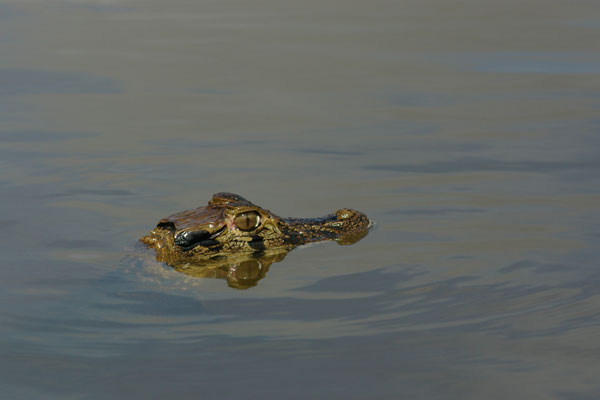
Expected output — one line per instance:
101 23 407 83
140 192 371 288
169 250 288 290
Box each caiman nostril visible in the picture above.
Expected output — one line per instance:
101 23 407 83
174 230 211 248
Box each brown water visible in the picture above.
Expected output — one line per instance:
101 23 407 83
2 1 600 398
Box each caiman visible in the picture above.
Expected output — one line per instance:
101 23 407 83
140 192 371 288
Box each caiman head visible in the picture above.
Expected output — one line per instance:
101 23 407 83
140 192 371 266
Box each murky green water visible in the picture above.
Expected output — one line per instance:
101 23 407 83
2 1 600 398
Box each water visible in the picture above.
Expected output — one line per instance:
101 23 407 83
1 1 600 398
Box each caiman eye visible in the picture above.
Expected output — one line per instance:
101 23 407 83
234 211 260 231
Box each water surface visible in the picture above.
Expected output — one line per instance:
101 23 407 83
1 0 600 399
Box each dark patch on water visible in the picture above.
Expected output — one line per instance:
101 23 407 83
96 291 208 316
289 147 365 156
446 52 600 75
0 69 123 96
0 130 97 142
0 4 25 19
365 157 598 174
386 207 486 216
45 239 108 249
34 187 136 199
68 188 136 196
190 88 236 95
500 260 573 274
382 91 453 107
0 311 138 334
0 332 492 400
153 137 268 151
293 266 425 293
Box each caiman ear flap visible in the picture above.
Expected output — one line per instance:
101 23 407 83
209 192 255 207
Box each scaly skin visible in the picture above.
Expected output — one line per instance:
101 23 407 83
140 192 371 267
